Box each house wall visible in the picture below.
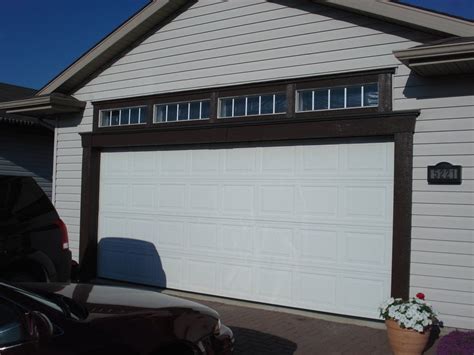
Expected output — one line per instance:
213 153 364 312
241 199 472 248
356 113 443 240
0 124 54 198
52 0 473 328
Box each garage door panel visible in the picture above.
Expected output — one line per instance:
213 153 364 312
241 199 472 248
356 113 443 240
294 272 338 309
257 226 294 258
261 146 296 173
189 184 219 211
186 259 218 293
260 185 295 216
297 229 338 262
345 142 393 174
157 220 185 248
187 222 218 251
160 150 188 174
130 185 154 209
221 263 254 298
301 144 340 172
297 185 339 217
101 184 128 209
219 223 254 254
131 151 155 175
341 277 389 314
99 142 394 318
257 267 293 303
157 184 186 210
224 148 257 173
343 186 391 221
343 231 389 267
222 184 255 215
191 149 220 173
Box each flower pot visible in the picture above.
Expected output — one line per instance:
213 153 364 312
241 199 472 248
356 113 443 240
385 320 430 355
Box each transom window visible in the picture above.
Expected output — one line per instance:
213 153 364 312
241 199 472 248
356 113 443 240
297 83 378 112
154 100 210 123
94 70 391 131
219 93 287 118
100 106 147 127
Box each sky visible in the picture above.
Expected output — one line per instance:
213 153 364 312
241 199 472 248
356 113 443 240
0 0 472 90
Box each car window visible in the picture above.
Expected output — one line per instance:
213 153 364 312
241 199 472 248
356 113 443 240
0 299 26 347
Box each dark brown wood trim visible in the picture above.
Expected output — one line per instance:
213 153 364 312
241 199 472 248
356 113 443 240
391 132 414 299
378 72 393 112
78 136 101 281
79 109 417 292
88 111 417 148
91 68 395 132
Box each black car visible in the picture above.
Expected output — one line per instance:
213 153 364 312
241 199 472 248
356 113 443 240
0 176 72 282
0 282 234 354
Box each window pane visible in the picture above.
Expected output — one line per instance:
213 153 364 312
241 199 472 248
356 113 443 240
364 83 379 106
314 89 329 110
189 102 200 120
155 105 167 122
234 97 246 117
274 94 287 113
110 110 120 126
220 99 233 117
347 86 362 108
247 96 259 115
120 109 129 125
139 107 147 123
201 100 210 119
101 111 110 126
330 88 344 109
298 91 312 111
178 103 188 121
261 95 273 114
167 104 178 121
130 108 140 124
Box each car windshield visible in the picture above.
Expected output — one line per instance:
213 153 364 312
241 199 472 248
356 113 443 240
0 283 78 320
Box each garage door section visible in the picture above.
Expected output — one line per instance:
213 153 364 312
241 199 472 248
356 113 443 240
97 142 394 318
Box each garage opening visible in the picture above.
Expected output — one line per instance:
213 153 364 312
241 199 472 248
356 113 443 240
97 140 394 318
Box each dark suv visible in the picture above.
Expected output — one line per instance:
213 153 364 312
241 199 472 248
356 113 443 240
0 176 71 282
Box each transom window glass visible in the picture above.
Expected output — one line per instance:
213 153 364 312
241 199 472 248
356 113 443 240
154 100 210 123
219 93 287 118
100 106 147 127
297 83 378 112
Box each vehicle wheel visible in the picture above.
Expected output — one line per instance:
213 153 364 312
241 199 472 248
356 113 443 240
6 266 48 282
7 271 41 282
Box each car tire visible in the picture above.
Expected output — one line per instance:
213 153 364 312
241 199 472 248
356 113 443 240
6 266 48 282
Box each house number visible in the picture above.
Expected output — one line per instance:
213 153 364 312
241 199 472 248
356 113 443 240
427 162 462 185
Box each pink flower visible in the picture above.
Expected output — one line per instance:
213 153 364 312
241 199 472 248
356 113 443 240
416 292 425 300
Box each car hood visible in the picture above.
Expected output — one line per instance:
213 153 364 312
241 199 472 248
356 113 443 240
19 282 219 319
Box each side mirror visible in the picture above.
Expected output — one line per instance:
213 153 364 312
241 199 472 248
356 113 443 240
26 311 54 341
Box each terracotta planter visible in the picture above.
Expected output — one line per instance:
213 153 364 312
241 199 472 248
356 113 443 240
385 319 430 355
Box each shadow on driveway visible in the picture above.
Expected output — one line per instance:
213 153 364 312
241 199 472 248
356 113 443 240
231 326 297 355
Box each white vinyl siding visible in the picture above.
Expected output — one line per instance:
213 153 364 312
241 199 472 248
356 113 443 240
393 69 474 330
51 0 473 328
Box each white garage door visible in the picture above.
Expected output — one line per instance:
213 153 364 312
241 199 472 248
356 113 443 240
98 141 394 318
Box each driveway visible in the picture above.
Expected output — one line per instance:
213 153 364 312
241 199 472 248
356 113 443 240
94 279 439 354
184 297 439 355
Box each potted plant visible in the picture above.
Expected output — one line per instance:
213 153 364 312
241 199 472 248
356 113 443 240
379 293 440 355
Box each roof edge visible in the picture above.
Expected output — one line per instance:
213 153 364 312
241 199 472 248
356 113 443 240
0 93 86 116
313 0 474 37
394 40 474 61
37 0 190 96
